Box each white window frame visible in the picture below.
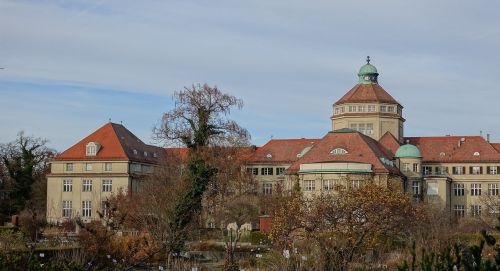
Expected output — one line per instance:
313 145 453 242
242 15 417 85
423 166 432 175
471 166 482 175
104 162 112 171
403 163 410 172
261 167 273 175
488 183 499 196
380 105 387 112
471 183 482 196
367 105 376 112
102 180 113 192
82 201 92 217
454 205 465 218
351 180 361 189
304 180 315 191
412 181 420 196
63 179 72 192
85 163 93 171
323 179 334 191
489 167 498 175
65 163 73 172
413 163 419 173
262 183 272 195
471 205 481 217
276 167 286 175
82 179 92 192
453 166 464 175
62 200 72 218
453 183 465 196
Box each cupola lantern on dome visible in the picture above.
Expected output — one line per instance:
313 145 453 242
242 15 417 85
358 56 379 84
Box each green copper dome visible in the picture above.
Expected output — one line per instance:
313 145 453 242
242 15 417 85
395 144 422 158
358 56 379 84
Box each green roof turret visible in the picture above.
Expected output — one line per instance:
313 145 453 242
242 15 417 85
395 144 422 158
358 56 379 84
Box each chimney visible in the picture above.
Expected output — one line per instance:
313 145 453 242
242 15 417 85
487 134 491 143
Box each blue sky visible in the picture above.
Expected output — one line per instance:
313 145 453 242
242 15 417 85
1 0 500 151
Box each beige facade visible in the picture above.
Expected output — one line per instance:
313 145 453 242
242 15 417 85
332 102 404 142
46 160 154 223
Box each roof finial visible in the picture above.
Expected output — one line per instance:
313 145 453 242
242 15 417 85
366 56 370 64
108 118 111 123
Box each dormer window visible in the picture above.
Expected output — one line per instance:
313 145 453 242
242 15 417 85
144 151 148 157
133 149 138 155
266 153 273 158
330 148 348 155
473 152 480 156
86 142 100 156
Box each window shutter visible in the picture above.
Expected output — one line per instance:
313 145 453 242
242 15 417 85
270 168 274 175
480 167 483 174
487 166 491 174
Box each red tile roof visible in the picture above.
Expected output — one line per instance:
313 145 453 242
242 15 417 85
334 84 400 106
247 139 320 164
492 143 500 153
378 132 401 158
288 130 401 174
54 123 163 163
405 136 500 163
164 148 189 160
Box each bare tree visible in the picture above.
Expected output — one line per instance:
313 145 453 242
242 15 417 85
153 84 251 257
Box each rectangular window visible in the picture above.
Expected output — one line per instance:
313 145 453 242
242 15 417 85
65 163 73 172
85 163 93 171
334 108 340 115
489 205 500 215
366 123 373 135
63 179 72 192
403 163 410 172
62 200 72 218
261 168 273 175
102 180 112 192
471 166 482 175
276 167 286 175
471 205 481 217
423 166 432 175
82 201 92 217
454 205 465 218
489 166 498 175
452 166 465 175
349 105 357 112
357 105 365 112
388 106 395 113
246 167 258 175
412 181 420 196
488 183 499 196
471 183 482 196
380 105 387 112
105 162 112 171
82 179 92 192
350 123 358 130
367 105 376 112
453 183 465 196
131 163 141 172
351 180 361 189
413 163 419 173
323 179 334 191
304 180 315 191
436 166 448 175
358 123 366 134
102 201 109 217
262 183 272 195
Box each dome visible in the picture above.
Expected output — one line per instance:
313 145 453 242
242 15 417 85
358 63 378 76
357 56 379 84
395 144 422 158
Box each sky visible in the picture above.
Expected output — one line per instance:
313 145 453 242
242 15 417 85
1 0 500 151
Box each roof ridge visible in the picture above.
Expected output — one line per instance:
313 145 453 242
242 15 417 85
109 123 132 159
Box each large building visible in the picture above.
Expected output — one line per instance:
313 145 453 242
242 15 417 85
47 58 500 222
46 123 164 223
246 58 500 218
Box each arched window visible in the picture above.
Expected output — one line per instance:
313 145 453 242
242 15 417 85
330 148 348 155
86 142 100 156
